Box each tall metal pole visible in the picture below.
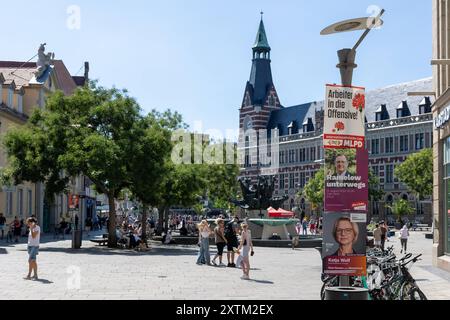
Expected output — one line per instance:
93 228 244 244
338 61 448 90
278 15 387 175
335 8 385 289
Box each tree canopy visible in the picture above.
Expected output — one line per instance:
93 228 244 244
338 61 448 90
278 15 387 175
395 148 433 200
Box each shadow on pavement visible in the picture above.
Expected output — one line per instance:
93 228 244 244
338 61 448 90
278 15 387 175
15 246 199 257
33 279 53 284
0 248 8 254
248 279 274 284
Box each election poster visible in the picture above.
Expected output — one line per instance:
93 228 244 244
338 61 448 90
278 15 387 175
323 84 366 149
322 212 367 277
324 148 369 213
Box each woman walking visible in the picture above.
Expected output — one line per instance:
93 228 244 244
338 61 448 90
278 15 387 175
400 224 410 254
196 220 211 265
212 218 227 267
238 223 254 280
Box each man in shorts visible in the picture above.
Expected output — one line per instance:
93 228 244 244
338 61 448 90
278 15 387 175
24 217 40 281
225 216 239 268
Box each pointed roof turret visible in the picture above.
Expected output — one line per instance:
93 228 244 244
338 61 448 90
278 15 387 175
253 13 271 51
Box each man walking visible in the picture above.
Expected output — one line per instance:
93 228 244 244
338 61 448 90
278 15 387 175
380 221 388 251
24 217 40 281
0 213 6 240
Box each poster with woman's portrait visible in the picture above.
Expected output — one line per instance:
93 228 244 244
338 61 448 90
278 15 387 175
324 148 368 213
322 212 367 276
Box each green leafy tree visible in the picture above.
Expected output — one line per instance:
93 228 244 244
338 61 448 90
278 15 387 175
395 148 433 215
369 169 385 218
302 167 324 217
388 199 414 223
128 113 173 244
3 84 145 247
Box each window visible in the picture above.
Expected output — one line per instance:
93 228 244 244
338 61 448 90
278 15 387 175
269 95 276 107
6 192 13 216
27 190 33 216
299 149 306 162
279 174 285 189
8 88 13 107
17 94 23 113
415 133 424 150
386 165 394 184
310 147 316 161
299 172 306 188
18 189 23 216
385 137 394 153
289 173 295 189
400 135 409 152
371 139 380 155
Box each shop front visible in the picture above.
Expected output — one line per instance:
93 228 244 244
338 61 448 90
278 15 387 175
433 91 450 272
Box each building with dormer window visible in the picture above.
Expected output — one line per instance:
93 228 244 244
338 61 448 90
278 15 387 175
0 48 90 233
239 18 434 224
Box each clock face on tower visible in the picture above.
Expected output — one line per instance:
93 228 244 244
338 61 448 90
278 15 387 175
244 116 253 131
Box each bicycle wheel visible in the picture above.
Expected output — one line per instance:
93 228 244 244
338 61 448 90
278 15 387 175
408 287 427 300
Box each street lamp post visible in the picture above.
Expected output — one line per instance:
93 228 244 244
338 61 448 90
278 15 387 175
321 8 385 294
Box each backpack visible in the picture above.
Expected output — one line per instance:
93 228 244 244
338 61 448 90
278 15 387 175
225 222 234 237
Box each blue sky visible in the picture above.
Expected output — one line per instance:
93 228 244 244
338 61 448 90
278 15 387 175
3 1 432 139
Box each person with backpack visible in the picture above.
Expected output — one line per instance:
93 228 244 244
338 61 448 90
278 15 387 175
225 216 239 267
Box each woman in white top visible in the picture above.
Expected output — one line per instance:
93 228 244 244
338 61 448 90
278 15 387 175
196 220 211 265
237 223 254 280
400 224 410 253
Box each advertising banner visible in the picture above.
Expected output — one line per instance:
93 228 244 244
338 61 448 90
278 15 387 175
322 212 367 277
324 148 369 213
323 84 366 149
69 194 79 209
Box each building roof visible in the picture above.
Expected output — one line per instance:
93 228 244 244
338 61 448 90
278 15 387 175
253 19 271 51
267 77 434 135
0 60 80 95
0 62 37 87
249 59 274 105
363 77 433 122
267 102 318 136
52 60 79 95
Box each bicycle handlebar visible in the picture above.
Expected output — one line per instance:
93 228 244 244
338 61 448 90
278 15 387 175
401 254 422 267
399 253 413 261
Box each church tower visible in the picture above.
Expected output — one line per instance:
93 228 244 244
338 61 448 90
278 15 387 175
239 14 282 133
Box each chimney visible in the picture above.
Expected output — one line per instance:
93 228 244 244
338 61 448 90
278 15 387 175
84 62 90 85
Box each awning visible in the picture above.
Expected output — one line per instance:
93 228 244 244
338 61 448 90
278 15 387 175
267 207 295 219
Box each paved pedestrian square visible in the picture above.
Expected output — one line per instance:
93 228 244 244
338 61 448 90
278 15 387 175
0 230 449 300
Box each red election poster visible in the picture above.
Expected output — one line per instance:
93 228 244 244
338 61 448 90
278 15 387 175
323 84 366 149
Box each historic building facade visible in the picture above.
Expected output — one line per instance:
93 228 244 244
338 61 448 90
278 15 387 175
239 19 434 225
0 46 90 233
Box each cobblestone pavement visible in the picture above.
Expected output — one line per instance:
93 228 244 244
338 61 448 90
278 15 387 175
0 230 449 300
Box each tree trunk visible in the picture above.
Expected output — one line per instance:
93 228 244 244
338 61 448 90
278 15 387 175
108 194 117 247
157 206 164 236
164 207 170 232
141 204 148 246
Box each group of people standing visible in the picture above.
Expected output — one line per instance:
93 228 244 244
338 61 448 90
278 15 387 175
0 214 28 243
196 216 254 280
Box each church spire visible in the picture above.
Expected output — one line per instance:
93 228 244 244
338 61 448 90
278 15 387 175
253 13 271 54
